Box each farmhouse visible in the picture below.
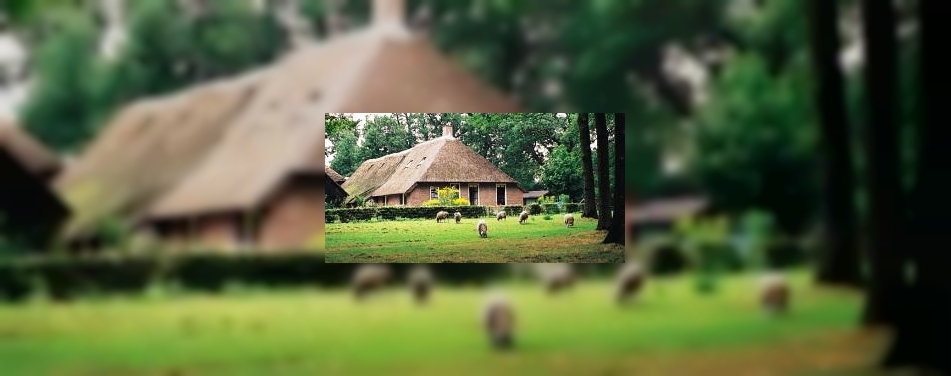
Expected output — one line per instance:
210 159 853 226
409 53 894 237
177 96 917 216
522 190 552 205
55 0 519 252
343 124 525 207
0 123 70 248
325 165 348 205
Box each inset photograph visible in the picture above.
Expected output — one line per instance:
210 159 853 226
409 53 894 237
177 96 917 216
324 113 625 263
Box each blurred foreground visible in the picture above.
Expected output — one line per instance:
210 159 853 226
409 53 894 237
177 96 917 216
0 270 883 375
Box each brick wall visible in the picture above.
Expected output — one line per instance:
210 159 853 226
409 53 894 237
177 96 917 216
258 178 323 251
406 182 523 207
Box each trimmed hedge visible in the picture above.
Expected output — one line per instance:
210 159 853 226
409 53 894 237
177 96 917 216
527 204 542 215
502 205 524 216
326 206 490 223
0 253 514 303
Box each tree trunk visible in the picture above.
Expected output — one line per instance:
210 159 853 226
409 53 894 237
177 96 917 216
859 0 906 328
578 113 598 219
603 113 626 245
881 0 951 372
594 113 612 231
807 0 863 287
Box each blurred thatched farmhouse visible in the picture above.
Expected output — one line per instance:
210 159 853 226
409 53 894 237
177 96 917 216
522 190 552 206
343 124 525 207
0 122 70 248
55 0 519 252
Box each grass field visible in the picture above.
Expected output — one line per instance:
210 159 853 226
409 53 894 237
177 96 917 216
0 270 884 375
324 215 624 263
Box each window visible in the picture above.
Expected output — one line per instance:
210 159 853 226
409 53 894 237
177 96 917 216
469 184 479 205
236 214 257 251
400 194 405 206
496 184 506 206
450 183 460 199
430 186 438 199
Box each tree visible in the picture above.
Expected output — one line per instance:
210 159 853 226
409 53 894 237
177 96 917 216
881 0 951 372
325 113 360 157
360 114 414 161
603 113 625 244
577 113 598 218
593 113 611 230
539 145 583 201
858 0 905 328
807 0 862 286
329 127 362 177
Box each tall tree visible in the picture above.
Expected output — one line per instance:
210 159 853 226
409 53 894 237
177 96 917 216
807 0 862 286
859 0 905 327
603 113 626 244
577 113 598 218
593 113 612 230
881 0 951 372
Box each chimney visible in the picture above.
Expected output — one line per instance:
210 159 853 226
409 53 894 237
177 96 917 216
372 0 405 27
442 124 453 138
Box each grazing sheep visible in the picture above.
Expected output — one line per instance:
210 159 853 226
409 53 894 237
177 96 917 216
759 272 790 316
477 220 488 238
436 211 450 223
615 262 646 305
408 266 434 305
496 211 507 221
564 213 575 228
454 212 462 224
519 210 529 224
539 264 575 295
481 292 516 350
352 264 392 301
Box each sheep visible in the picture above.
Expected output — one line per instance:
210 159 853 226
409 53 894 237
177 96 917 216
477 220 488 238
407 265 434 305
564 213 575 228
351 264 392 301
615 262 646 305
454 211 462 224
496 211 507 221
481 292 516 350
518 210 529 224
538 264 575 295
759 272 790 316
436 211 450 223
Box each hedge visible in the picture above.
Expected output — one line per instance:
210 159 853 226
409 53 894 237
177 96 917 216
0 253 514 303
565 203 580 213
542 203 561 214
527 204 542 215
501 205 524 216
326 206 490 223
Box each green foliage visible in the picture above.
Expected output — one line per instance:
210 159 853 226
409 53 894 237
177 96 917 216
690 53 819 234
543 214 553 221
420 199 441 207
451 197 471 206
736 209 777 270
543 203 561 214
539 145 584 201
528 204 543 215
565 203 580 213
537 195 557 205
502 205 525 216
672 215 737 293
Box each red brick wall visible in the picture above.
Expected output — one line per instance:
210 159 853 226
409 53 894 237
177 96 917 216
258 178 323 251
385 194 404 206
406 182 523 207
193 214 240 252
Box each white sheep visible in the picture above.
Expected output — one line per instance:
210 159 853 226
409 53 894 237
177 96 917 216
518 210 529 224
564 213 575 227
408 265 434 305
351 264 392 301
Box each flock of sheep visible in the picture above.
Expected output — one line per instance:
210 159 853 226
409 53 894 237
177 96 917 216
434 210 576 239
349 263 790 351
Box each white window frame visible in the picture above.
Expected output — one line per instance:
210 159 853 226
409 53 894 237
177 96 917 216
400 193 405 206
496 184 507 206
468 183 479 206
450 183 460 200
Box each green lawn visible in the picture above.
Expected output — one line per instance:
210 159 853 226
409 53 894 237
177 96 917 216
0 270 880 375
324 215 624 263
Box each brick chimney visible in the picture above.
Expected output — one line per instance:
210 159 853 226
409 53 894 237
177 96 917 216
372 0 405 27
442 124 453 138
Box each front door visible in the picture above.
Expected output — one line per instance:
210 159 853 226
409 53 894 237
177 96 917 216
469 185 479 205
496 184 506 205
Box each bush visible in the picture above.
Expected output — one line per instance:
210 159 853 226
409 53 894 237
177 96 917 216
565 203 579 213
543 215 553 220
451 198 470 206
528 204 542 215
325 214 337 223
327 206 489 222
502 205 524 216
421 199 441 207
542 203 560 214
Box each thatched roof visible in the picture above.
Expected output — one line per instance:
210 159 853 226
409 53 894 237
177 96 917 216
325 165 345 183
0 122 61 178
629 196 710 225
56 16 520 240
343 136 522 200
524 190 550 199
325 175 347 198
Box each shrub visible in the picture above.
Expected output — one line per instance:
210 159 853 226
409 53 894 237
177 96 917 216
565 203 579 213
421 199 441 207
543 214 553 220
542 203 560 214
502 205 524 216
377 207 399 220
451 198 470 206
558 194 570 204
325 214 337 223
528 204 542 215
